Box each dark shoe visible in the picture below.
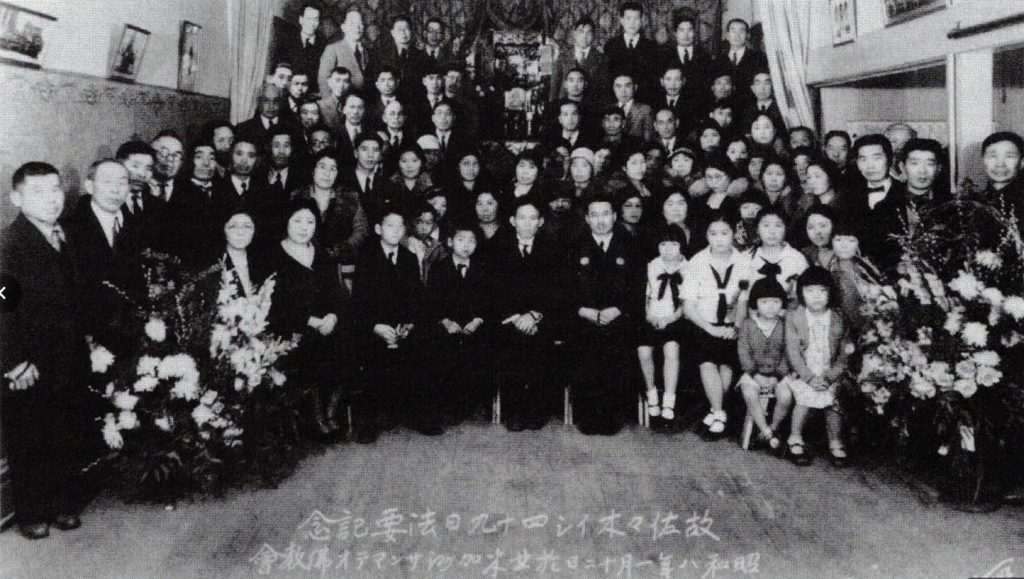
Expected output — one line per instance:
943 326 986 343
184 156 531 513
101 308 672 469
506 419 527 432
53 515 81 531
828 447 850 468
1001 489 1024 506
526 417 548 430
352 427 379 444
325 389 343 432
18 523 49 540
308 391 332 436
788 441 812 466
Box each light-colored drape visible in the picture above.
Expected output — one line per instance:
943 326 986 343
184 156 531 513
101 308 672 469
756 0 816 131
228 0 275 124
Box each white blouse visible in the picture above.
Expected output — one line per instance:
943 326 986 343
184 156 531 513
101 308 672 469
646 256 686 319
682 248 744 325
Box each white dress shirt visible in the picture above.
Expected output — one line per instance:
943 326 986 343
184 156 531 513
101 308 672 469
91 202 122 248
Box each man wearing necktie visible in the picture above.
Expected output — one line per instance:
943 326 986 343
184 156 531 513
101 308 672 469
571 195 633 435
550 17 609 102
604 3 657 104
317 7 367 92
275 3 324 94
720 18 767 90
2 162 91 540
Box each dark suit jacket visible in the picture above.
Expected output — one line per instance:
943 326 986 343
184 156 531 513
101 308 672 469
661 44 715 111
373 41 429 100
571 233 635 314
620 101 654 142
351 242 423 333
406 94 451 136
317 94 345 136
739 100 785 133
653 92 702 135
549 45 610 103
844 180 909 274
340 168 408 224
603 35 661 103
719 47 768 90
0 214 87 386
275 31 325 94
426 256 495 326
210 175 287 248
233 115 300 150
494 235 564 320
422 43 455 68
334 124 369 170
542 126 601 153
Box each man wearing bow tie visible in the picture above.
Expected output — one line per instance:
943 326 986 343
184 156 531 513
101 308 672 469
844 134 908 275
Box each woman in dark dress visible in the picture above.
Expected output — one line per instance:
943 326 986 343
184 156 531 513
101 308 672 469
268 199 346 437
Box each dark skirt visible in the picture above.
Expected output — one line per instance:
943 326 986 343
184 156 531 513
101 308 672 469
636 317 689 347
690 326 739 367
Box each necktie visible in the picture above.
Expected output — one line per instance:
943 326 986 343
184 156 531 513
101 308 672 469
49 225 65 252
355 44 364 71
669 98 676 108
158 181 168 201
387 251 396 265
440 134 448 152
457 263 467 278
131 192 143 214
399 48 407 62
111 213 122 248
731 51 739 65
240 180 248 195
629 38 636 50
683 48 690 64
273 172 282 188
363 176 371 193
391 134 399 147
598 240 606 252
521 244 530 257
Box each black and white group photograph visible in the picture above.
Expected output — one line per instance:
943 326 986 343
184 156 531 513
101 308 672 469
1 0 1023 577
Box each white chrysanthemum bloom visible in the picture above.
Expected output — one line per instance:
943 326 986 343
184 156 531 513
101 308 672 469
909 375 936 399
154 415 172 432
192 404 214 426
200 390 218 406
102 414 124 449
943 311 963 335
927 361 954 389
137 355 161 377
144 318 167 343
948 271 982 301
133 375 159 393
170 377 200 400
972 350 1000 367
916 327 932 346
872 387 891 406
961 322 989 348
981 287 1004 308
975 249 1002 270
955 359 977 379
270 368 287 386
112 391 139 411
937 444 949 456
953 378 977 398
90 345 115 374
117 410 139 430
976 365 1003 387
158 354 197 379
1003 296 1024 321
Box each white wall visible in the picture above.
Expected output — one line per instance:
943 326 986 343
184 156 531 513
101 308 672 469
15 0 230 97
820 86 948 136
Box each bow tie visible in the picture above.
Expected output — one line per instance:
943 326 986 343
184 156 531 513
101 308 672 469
757 261 782 279
867 186 886 193
657 271 683 306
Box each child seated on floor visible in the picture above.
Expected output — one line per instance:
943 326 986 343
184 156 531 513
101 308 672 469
784 266 853 467
638 225 689 431
736 278 794 452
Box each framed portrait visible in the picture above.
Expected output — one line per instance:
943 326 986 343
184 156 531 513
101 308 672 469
110 24 150 82
830 0 857 46
177 21 201 92
883 0 947 27
0 1 57 68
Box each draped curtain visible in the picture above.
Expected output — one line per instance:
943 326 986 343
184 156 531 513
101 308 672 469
229 0 276 124
755 0 816 130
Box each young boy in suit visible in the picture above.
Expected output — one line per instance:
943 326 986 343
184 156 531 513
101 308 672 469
495 198 565 431
350 208 436 440
1 162 90 539
426 224 496 423
571 194 635 435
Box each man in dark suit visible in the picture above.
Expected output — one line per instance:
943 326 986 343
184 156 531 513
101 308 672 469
350 208 429 440
442 65 481 142
549 17 609 104
844 134 908 275
149 130 187 208
258 124 307 205
340 133 400 223
719 18 768 92
653 107 682 156
334 91 369 171
612 73 654 142
375 100 416 176
543 99 600 152
603 2 660 104
1 162 91 539
210 137 281 246
556 68 603 135
374 14 429 102
115 140 169 254
662 12 715 115
427 101 471 165
494 198 566 431
570 195 634 435
234 84 298 148
657 64 701 136
172 142 224 268
280 72 311 124
318 7 368 92
365 66 402 131
406 65 449 136
738 70 785 131
422 17 455 68
274 2 324 95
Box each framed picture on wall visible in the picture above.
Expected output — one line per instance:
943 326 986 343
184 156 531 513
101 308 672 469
110 24 150 82
883 0 947 27
0 1 57 68
177 21 201 92
830 0 857 46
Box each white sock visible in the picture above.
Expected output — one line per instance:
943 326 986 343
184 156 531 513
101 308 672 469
662 393 676 410
646 389 659 406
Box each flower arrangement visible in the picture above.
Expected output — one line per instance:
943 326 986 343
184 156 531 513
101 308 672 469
856 200 1024 507
88 254 300 500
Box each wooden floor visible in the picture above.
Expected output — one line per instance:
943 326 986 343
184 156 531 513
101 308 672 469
1 422 1022 579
